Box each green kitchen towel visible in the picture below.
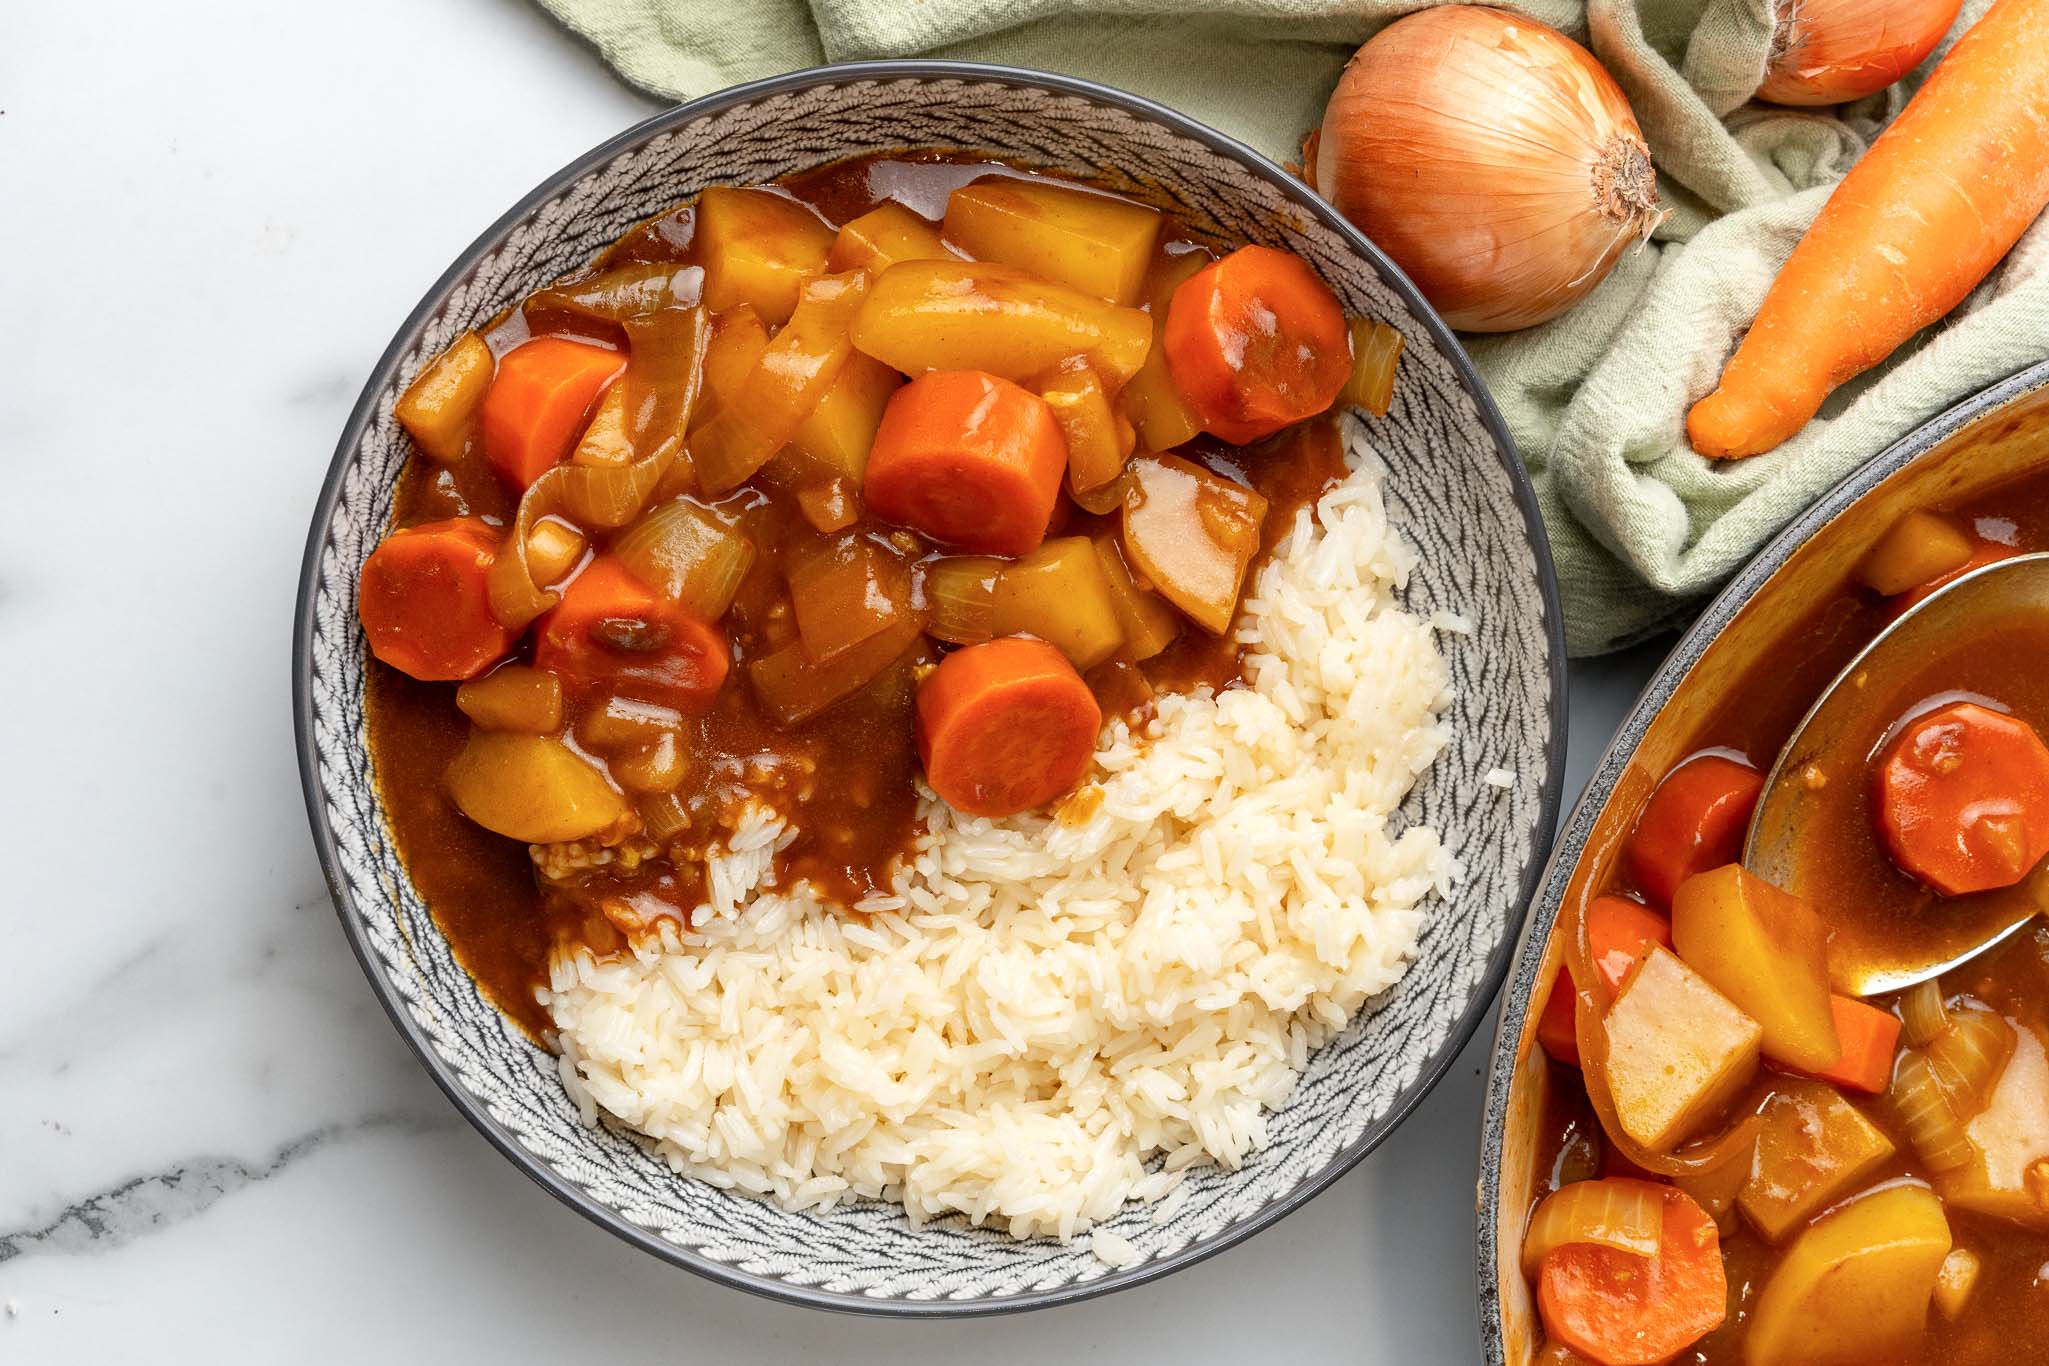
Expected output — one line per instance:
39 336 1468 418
536 0 2049 654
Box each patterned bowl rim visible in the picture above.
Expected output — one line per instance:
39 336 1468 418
295 58 1569 1317
1472 355 2049 1361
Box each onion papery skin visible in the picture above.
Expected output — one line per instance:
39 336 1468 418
1759 0 1963 107
1313 6 1663 333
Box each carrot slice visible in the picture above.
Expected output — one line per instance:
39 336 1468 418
915 636 1101 818
358 518 516 681
864 370 1067 556
479 336 626 491
535 556 729 714
1794 995 1901 1095
1623 754 1764 907
1536 897 1672 1066
1875 700 2049 895
1161 244 1351 445
1538 1181 1726 1366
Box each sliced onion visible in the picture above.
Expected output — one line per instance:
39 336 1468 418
614 497 756 622
622 307 707 462
525 262 704 326
922 556 1004 646
1520 1179 1663 1276
1890 1049 1976 1172
638 790 694 844
1925 1007 2015 1122
1341 318 1404 418
488 307 708 630
1900 980 1952 1048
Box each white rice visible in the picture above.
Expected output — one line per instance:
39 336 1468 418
543 421 1456 1243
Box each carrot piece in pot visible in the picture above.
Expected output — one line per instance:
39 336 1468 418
864 370 1068 556
1537 1181 1726 1366
358 517 516 682
479 336 626 491
1793 995 1902 1095
1535 897 1671 1066
1161 245 1351 445
1875 700 2049 896
1622 754 1764 907
915 636 1101 818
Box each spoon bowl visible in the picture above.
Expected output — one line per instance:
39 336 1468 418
1745 552 2049 995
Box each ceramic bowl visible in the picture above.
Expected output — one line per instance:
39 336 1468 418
1476 358 2049 1363
296 60 1566 1315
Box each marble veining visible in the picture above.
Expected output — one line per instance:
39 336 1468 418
4 0 1666 1356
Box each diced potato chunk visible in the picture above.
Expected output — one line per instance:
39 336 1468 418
695 186 834 326
1934 1247 1981 1320
1038 366 1132 497
1671 865 1840 1073
1738 1078 1896 1241
1746 1184 1951 1366
1092 534 1180 662
1940 1018 2049 1229
1603 946 1763 1153
1859 510 1973 596
443 731 630 843
991 537 1125 671
455 665 565 735
827 202 957 274
789 351 901 483
943 178 1162 306
395 331 494 463
849 260 1154 389
1121 453 1267 635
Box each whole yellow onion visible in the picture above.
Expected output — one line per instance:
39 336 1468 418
1311 7 1663 333
1758 0 1963 105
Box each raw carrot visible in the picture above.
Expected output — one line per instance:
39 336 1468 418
1795 995 1902 1094
1623 754 1765 906
1687 0 2049 458
915 635 1102 818
358 518 516 681
864 370 1067 556
1875 699 2049 894
479 336 626 490
1162 244 1351 445
1537 897 1673 1066
1537 1181 1726 1366
535 556 729 713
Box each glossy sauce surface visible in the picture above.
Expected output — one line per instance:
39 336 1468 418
366 153 1353 1041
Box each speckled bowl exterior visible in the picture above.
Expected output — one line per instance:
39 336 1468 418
1475 358 2049 1363
296 62 1566 1315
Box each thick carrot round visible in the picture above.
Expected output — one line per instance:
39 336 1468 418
915 635 1101 818
1687 0 2049 458
1162 244 1351 445
1876 699 2049 895
1537 1181 1725 1366
864 370 1067 556
1797 995 1901 1094
536 556 729 713
1536 896 1672 1066
358 517 516 681
479 336 625 490
1623 754 1764 907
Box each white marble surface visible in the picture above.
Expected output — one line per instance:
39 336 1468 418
2 1 1671 1357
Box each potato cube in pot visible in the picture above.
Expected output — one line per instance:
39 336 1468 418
455 665 564 735
443 731 631 844
1745 1183 1951 1366
1859 510 1974 597
990 537 1125 672
1603 946 1763 1153
790 351 902 483
1121 453 1267 636
696 187 834 326
827 202 957 274
1671 864 1840 1073
944 178 1162 306
395 330 494 463
1940 1018 2049 1229
1738 1078 1896 1241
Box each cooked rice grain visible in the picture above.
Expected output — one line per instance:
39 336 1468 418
544 421 1455 1243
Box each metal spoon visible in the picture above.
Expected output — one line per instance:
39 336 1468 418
1744 552 2049 996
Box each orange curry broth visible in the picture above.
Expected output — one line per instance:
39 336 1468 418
366 152 1354 1042
1528 466 2049 1366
